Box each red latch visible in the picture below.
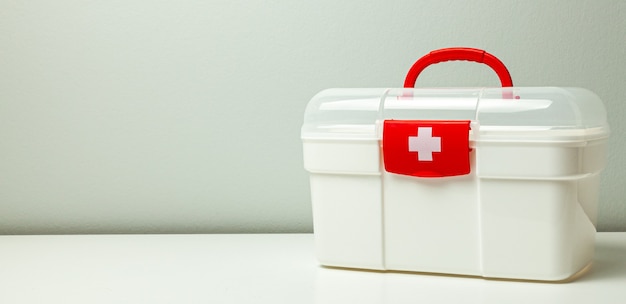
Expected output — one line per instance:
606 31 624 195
383 120 471 178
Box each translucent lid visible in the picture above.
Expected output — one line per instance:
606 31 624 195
301 87 609 141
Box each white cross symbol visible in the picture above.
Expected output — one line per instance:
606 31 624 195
408 127 441 161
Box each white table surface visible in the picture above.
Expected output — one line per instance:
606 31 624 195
0 233 624 304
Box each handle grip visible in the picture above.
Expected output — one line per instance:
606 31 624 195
404 48 513 88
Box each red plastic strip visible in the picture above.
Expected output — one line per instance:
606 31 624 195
404 48 513 88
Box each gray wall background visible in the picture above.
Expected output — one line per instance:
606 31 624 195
1 0 624 233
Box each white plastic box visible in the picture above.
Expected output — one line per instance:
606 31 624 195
302 87 609 281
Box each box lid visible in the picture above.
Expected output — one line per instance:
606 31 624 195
301 87 609 142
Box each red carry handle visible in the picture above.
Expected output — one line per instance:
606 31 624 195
404 47 513 88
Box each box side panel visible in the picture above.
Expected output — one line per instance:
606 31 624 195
303 140 380 174
578 173 600 227
571 194 596 275
582 140 607 177
477 144 582 178
310 173 384 270
479 179 595 280
304 138 384 270
383 150 481 276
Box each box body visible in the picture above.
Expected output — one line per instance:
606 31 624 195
302 87 609 281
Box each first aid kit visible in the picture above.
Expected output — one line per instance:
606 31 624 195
301 48 610 281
